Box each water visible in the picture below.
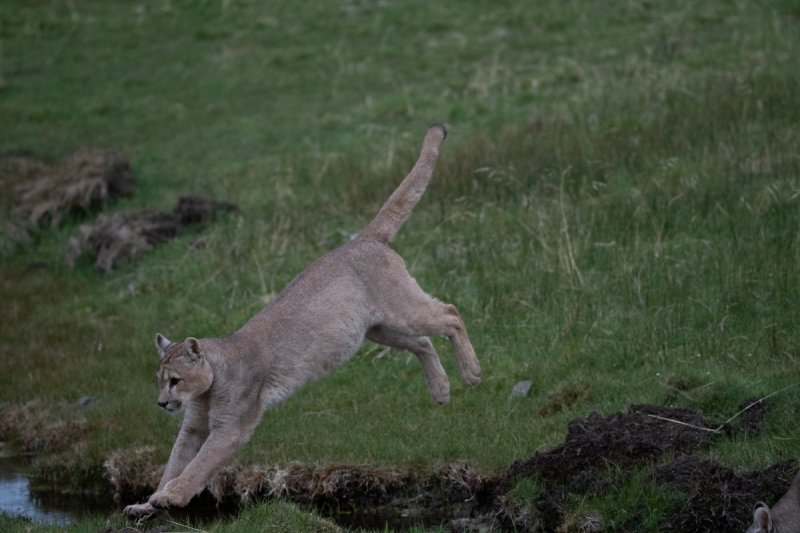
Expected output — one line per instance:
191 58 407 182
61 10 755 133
0 453 112 525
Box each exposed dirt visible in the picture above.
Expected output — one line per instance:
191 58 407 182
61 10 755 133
655 456 796 532
479 399 794 533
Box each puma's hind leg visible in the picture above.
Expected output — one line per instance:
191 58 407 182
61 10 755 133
376 272 481 387
367 326 450 404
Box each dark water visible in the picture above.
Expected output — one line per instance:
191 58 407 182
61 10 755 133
0 454 112 525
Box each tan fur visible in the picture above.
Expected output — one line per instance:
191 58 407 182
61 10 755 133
123 124 480 517
747 471 800 533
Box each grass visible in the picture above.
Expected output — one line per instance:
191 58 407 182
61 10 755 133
1 0 799 530
0 500 342 532
565 469 684 532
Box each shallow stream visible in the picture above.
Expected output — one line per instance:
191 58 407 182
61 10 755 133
0 453 112 525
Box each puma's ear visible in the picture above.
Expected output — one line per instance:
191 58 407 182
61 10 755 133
185 337 203 363
753 503 772 530
155 333 172 359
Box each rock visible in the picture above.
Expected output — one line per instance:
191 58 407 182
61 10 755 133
510 380 533 398
75 396 98 407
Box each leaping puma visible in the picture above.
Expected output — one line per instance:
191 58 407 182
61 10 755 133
124 124 481 517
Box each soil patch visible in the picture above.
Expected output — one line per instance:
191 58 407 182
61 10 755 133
490 404 717 532
485 400 790 532
655 456 797 531
501 404 714 490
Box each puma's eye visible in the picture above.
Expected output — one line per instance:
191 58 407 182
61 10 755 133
169 377 181 387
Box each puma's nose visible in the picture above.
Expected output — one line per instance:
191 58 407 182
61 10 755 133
158 401 168 409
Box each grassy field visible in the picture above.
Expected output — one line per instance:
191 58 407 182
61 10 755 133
1 0 799 530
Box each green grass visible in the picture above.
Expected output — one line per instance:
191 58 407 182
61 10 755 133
566 469 684 532
1 500 341 532
1 0 799 530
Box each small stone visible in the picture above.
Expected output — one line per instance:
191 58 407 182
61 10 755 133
75 396 98 407
510 380 533 398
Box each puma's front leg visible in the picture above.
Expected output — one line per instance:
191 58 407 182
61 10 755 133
124 403 208 517
148 425 251 509
157 422 209 490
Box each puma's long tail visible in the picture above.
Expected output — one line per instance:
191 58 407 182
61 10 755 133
361 123 447 243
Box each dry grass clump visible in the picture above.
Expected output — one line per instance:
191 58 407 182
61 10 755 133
13 148 134 227
111 456 488 525
104 446 164 503
210 464 276 504
0 400 91 454
65 194 236 272
265 463 318 501
0 149 47 204
65 210 179 273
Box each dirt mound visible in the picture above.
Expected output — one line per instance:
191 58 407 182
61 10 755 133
655 456 797 531
724 396 771 436
501 404 713 490
491 404 715 531
488 401 791 532
65 194 236 272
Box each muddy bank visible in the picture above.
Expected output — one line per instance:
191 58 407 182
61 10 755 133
99 399 794 532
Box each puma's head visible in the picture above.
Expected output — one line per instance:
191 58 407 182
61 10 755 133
154 333 214 412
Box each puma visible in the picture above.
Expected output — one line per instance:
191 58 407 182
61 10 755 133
747 470 800 533
123 124 480 517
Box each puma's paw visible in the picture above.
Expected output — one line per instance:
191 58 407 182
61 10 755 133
148 486 191 509
464 367 481 387
123 501 158 518
461 357 481 386
429 377 450 405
